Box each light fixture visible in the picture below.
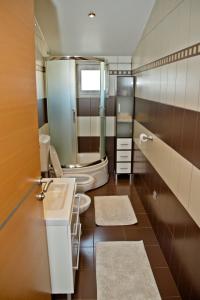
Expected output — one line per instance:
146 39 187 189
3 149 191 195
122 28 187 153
88 11 96 18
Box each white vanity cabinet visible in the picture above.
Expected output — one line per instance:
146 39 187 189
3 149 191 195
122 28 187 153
43 178 81 296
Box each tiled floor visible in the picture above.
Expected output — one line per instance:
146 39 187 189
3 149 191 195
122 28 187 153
55 176 182 300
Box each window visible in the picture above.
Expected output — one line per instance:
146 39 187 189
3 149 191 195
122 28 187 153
81 70 100 91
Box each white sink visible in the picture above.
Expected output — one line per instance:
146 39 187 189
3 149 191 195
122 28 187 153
43 178 76 225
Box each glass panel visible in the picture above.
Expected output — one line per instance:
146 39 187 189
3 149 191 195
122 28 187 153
99 62 106 159
46 60 77 166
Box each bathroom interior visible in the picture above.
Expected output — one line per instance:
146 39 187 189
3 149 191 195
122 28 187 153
1 0 200 299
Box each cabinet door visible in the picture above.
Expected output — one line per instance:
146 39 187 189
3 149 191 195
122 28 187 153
117 151 132 161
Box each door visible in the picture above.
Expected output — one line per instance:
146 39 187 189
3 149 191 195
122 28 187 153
99 62 106 159
47 60 77 166
0 1 51 299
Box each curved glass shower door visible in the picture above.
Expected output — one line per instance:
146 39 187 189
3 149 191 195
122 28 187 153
46 59 77 166
99 61 106 159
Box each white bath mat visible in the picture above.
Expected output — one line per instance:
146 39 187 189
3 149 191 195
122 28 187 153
94 195 137 226
96 241 161 300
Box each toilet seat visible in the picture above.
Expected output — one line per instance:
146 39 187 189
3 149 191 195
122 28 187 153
74 193 91 214
50 145 95 192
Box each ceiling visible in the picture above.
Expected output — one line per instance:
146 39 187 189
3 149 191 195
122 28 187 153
35 0 155 56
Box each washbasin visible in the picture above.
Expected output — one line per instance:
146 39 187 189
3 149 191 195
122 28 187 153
43 178 76 225
44 183 68 210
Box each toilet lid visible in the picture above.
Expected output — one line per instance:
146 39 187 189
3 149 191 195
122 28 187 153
49 145 64 177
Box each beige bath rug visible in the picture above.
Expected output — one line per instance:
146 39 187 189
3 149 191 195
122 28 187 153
94 195 137 226
96 241 161 300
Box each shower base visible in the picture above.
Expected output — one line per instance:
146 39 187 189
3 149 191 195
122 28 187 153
63 155 109 189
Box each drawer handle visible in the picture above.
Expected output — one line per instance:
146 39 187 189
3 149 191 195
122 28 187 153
71 194 80 237
72 224 81 270
120 155 129 158
120 167 129 170
120 143 129 146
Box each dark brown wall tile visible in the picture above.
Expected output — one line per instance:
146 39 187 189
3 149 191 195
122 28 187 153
77 98 91 116
134 158 200 300
38 98 48 128
105 96 116 116
90 98 99 116
180 109 198 163
105 137 115 174
78 137 99 153
192 113 200 168
77 97 99 116
135 97 200 171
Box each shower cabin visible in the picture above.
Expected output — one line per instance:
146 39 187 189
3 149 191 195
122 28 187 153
46 57 109 186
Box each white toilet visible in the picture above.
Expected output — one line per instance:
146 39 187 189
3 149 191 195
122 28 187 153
49 145 95 193
74 193 91 214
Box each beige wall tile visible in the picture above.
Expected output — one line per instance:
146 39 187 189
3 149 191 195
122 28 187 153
160 65 168 103
90 117 100 136
174 60 187 108
166 62 177 105
185 56 200 111
176 157 193 210
106 117 116 136
77 117 90 136
36 70 46 99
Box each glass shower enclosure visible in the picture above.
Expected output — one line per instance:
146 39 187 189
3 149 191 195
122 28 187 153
46 57 106 167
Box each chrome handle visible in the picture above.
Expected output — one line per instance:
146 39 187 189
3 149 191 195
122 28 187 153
36 192 45 201
71 195 80 237
120 155 128 158
72 224 81 270
118 103 121 113
72 109 76 122
143 135 153 141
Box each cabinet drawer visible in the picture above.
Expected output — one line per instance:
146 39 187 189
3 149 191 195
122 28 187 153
116 163 131 174
117 151 131 161
117 138 132 150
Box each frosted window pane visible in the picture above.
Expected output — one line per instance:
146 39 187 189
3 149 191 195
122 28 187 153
81 70 100 91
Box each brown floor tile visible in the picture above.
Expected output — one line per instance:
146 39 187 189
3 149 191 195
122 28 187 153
125 227 158 244
73 269 97 300
94 226 126 245
152 268 181 298
72 176 181 300
80 228 94 248
144 244 168 268
79 247 94 270
135 213 152 227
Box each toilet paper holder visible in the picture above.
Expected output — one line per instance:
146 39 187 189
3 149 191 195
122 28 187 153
139 133 153 143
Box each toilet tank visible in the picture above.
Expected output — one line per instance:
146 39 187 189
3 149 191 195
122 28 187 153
39 134 50 172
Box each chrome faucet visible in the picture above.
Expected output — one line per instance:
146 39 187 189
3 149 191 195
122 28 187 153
35 178 53 201
42 179 53 193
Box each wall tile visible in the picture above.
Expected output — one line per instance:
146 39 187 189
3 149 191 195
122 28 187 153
77 117 90 136
36 70 45 99
176 158 193 210
90 117 100 136
166 62 177 105
188 166 200 227
117 63 131 71
160 65 168 103
185 56 200 111
174 60 187 108
109 75 117 96
106 117 115 136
